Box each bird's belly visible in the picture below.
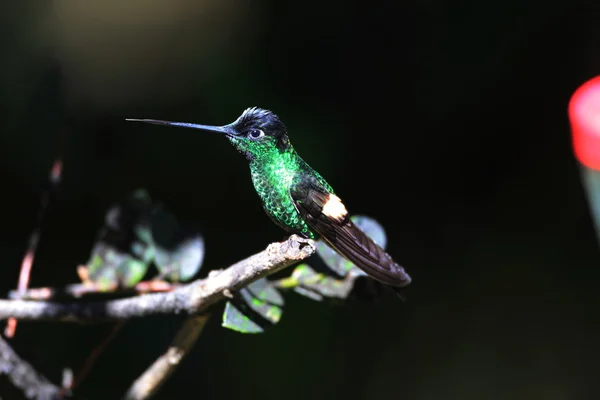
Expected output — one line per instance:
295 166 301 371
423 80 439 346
262 189 315 238
251 173 315 238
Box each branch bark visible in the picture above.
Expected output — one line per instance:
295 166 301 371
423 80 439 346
123 314 210 400
0 235 315 323
0 335 62 400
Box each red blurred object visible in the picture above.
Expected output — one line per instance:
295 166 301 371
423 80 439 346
569 76 600 171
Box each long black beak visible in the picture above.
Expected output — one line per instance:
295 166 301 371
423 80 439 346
125 118 236 136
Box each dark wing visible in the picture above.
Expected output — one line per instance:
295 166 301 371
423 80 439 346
290 174 411 288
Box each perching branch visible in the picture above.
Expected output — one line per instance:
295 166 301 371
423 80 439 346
0 335 62 400
0 235 315 323
123 314 210 400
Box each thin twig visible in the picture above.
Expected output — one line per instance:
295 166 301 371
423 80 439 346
67 321 126 393
0 235 315 323
0 335 62 400
5 159 63 338
123 314 210 400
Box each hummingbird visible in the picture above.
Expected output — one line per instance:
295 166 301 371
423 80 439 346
126 108 412 289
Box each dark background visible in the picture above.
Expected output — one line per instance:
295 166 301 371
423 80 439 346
1 1 600 399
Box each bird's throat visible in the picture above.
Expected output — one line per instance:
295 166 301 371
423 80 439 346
250 148 299 198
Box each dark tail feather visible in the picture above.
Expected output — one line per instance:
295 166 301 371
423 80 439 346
291 187 412 288
323 220 412 288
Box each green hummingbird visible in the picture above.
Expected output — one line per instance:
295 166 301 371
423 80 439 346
126 108 411 288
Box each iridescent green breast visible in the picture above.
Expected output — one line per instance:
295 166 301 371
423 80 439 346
249 149 316 238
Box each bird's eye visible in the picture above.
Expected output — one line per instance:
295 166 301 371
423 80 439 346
248 129 265 139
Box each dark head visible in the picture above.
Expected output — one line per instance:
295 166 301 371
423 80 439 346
126 107 291 161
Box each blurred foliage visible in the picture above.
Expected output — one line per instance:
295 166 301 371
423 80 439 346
80 189 205 291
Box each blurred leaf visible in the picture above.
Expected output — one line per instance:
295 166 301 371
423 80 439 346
146 200 205 282
222 278 284 334
118 258 150 288
146 203 181 246
80 188 206 289
84 242 151 290
154 235 205 282
134 223 154 247
104 188 153 242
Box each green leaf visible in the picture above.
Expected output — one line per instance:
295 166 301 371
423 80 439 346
134 225 154 248
85 242 150 289
131 239 155 264
221 278 284 334
222 302 265 334
288 263 354 301
118 258 150 288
